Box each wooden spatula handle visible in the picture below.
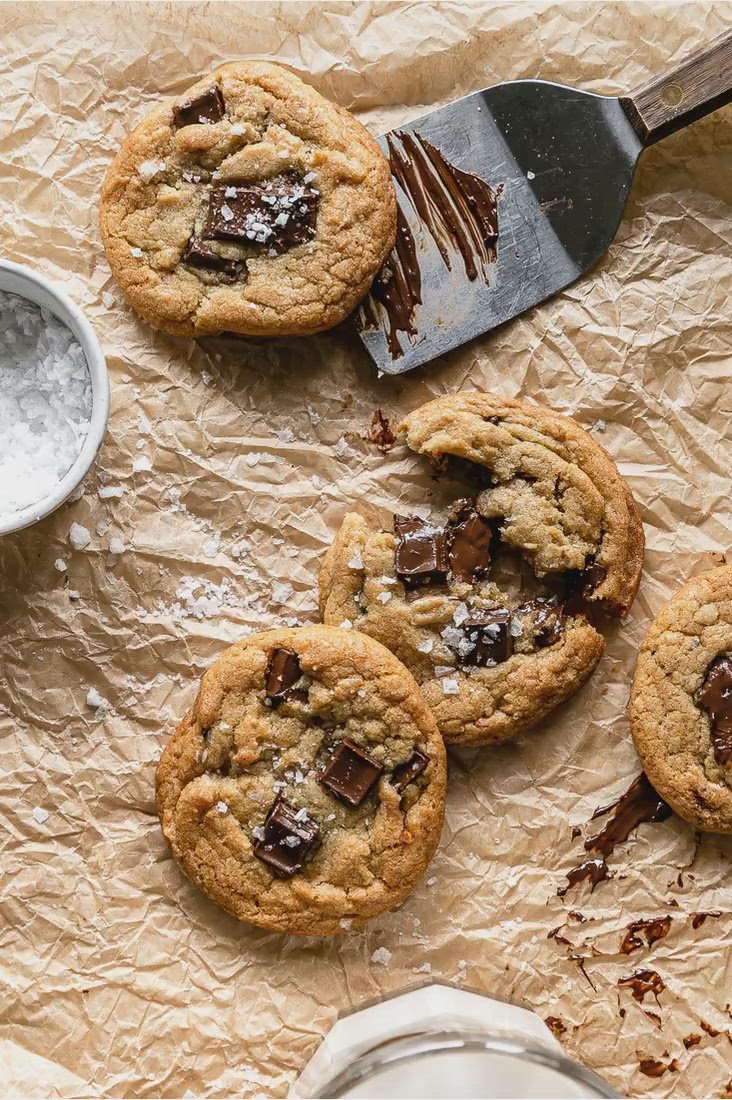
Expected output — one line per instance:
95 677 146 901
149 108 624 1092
622 29 732 145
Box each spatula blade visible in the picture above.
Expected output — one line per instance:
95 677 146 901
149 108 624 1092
357 80 642 375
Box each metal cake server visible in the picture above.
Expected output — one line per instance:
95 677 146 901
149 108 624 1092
356 30 732 375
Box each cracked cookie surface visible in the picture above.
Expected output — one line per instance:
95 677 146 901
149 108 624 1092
100 62 396 338
155 625 446 935
319 392 644 747
630 566 732 834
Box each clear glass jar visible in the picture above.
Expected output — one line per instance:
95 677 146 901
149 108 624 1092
291 981 616 1099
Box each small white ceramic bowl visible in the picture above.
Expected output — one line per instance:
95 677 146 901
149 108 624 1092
0 259 110 537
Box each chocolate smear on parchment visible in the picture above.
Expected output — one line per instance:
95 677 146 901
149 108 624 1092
621 915 672 954
618 968 666 1004
558 773 672 896
367 409 396 452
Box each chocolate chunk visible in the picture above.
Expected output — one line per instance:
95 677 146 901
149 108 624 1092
181 236 243 281
695 654 732 766
265 648 308 706
173 85 226 128
391 750 429 794
319 738 383 806
581 560 607 597
394 515 449 587
461 608 513 666
447 500 492 583
204 173 319 254
252 797 319 878
517 598 564 648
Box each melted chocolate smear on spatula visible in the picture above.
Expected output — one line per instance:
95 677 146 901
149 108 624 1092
358 131 500 359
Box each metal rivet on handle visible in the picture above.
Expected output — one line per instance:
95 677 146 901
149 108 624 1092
661 82 684 108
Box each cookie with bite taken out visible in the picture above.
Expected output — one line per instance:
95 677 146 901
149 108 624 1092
320 392 644 747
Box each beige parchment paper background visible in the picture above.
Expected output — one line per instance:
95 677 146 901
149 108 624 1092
1 1 731 1096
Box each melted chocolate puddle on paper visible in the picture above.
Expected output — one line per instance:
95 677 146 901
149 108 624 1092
358 130 500 359
618 968 666 1004
558 773 672 896
621 916 672 954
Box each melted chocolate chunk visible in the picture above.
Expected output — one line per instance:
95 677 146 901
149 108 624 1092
517 598 564 648
173 85 226 128
695 654 732 765
204 173 319 253
581 560 607 597
181 236 243 281
447 501 493 583
319 739 383 806
391 750 429 794
394 516 449 587
265 648 308 706
461 608 513 666
252 797 319 878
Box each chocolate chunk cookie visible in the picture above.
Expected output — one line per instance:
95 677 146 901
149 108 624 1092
100 62 396 338
630 567 732 834
155 626 446 934
320 392 644 747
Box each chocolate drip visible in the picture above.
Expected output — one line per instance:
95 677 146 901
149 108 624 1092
557 857 607 897
691 910 721 929
368 408 396 452
621 916 672 954
359 206 422 359
558 773 672 896
618 969 666 1004
638 1060 665 1079
387 131 499 282
695 654 732 765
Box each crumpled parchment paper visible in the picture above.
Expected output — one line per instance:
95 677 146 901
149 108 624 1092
1 2 731 1097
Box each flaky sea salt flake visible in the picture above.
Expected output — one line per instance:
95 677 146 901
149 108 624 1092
371 947 392 965
69 522 91 550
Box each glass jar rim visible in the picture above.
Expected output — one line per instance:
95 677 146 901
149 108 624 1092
316 1028 619 1099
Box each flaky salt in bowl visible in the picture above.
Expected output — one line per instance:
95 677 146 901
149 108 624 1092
0 261 108 536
